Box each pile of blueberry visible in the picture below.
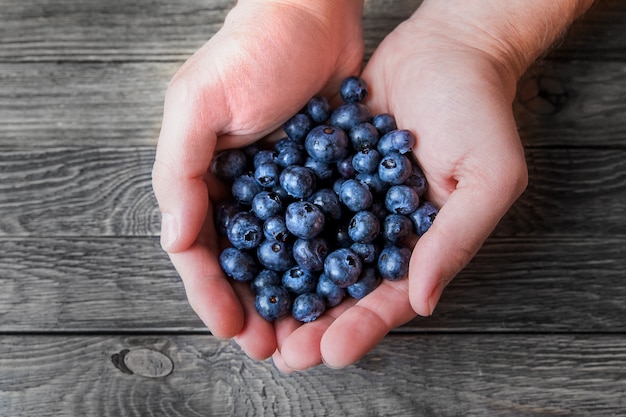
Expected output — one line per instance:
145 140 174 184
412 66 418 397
213 76 438 323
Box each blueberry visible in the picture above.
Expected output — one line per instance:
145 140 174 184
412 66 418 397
263 215 290 242
282 266 318 295
250 269 281 294
226 212 263 250
279 165 316 199
285 201 325 239
355 172 389 195
210 149 248 181
348 211 380 243
242 143 261 161
405 164 428 197
293 237 329 272
307 96 332 123
349 122 379 151
352 148 381 174
409 201 438 236
275 138 305 168
253 150 277 169
377 129 416 155
372 113 397 136
283 113 314 141
219 247 258 282
255 285 291 321
330 102 372 131
304 157 335 182
292 292 326 323
308 188 342 220
385 185 420 215
339 179 373 212
257 240 295 272
382 213 413 244
231 172 263 205
350 242 380 264
214 200 242 236
378 151 412 185
254 162 281 188
324 248 362 288
378 245 411 281
305 125 349 163
347 267 381 299
336 156 356 178
340 75 368 103
251 191 283 221
316 273 346 307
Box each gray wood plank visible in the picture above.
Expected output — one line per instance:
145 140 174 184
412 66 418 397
1 236 624 332
1 334 624 416
2 147 625 237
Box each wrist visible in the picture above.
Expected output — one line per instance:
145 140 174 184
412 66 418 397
411 0 594 79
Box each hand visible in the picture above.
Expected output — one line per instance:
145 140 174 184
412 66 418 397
272 6 529 371
151 0 364 359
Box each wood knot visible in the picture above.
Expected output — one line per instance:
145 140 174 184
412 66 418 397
111 348 174 378
518 75 569 115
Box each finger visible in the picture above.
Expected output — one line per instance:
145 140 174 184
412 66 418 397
319 280 416 369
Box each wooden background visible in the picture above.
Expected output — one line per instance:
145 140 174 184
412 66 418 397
1 0 625 415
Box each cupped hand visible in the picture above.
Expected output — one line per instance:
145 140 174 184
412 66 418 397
273 8 528 371
151 0 364 360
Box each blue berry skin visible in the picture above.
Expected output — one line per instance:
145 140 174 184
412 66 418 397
305 125 349 163
283 113 314 142
214 200 242 236
308 188 342 220
292 292 326 323
279 165 316 199
385 185 420 215
211 149 249 181
316 273 345 307
250 269 281 294
405 164 428 197
347 267 381 299
257 240 295 272
274 138 305 168
378 245 411 281
382 213 413 244
251 191 283 221
285 201 325 239
253 149 276 169
324 248 363 288
231 172 263 205
219 247 258 282
348 211 380 244
356 172 389 196
350 242 380 264
352 148 381 174
307 96 332 123
304 157 335 182
349 122 379 151
282 266 318 295
378 151 413 185
372 113 397 136
255 285 291 322
242 143 261 161
336 156 356 179
339 179 373 212
340 75 368 103
293 237 329 272
254 162 281 188
226 212 263 250
263 215 290 242
377 129 416 155
409 201 438 236
330 102 372 131
369 200 390 220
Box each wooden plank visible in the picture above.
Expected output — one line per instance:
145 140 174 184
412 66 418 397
0 0 623 63
2 59 626 147
1 236 624 332
1 147 625 237
1 334 624 416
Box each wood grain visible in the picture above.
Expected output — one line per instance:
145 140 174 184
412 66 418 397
1 236 624 332
1 334 624 416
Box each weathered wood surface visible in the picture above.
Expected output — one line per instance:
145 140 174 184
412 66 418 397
1 334 625 416
1 0 626 415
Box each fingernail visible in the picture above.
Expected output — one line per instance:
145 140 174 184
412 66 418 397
160 212 178 251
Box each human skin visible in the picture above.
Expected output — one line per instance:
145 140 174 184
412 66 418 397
152 0 594 371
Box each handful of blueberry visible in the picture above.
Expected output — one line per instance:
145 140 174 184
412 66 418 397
213 76 438 323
